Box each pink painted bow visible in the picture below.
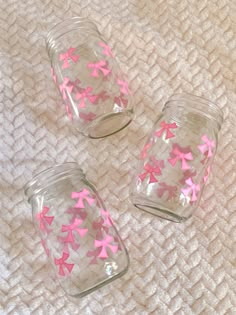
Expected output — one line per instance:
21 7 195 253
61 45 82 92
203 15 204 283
71 189 95 208
95 90 110 103
86 248 106 265
76 87 98 108
100 209 113 227
54 252 74 276
59 47 80 69
92 218 109 239
203 166 211 183
59 77 73 100
114 94 128 108
179 170 197 185
154 121 177 140
36 206 54 231
157 182 177 200
181 178 200 202
139 159 164 184
168 144 193 170
58 235 80 254
94 235 118 258
99 42 114 58
66 207 87 221
61 218 88 243
140 141 152 160
117 79 130 95
79 112 96 123
198 135 215 158
87 60 111 77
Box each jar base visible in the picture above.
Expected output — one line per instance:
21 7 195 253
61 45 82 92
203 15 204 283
88 111 133 138
134 202 189 223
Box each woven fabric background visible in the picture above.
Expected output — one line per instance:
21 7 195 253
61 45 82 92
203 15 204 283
0 0 235 314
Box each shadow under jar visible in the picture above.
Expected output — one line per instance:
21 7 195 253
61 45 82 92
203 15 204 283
131 94 223 222
25 163 129 297
46 17 133 138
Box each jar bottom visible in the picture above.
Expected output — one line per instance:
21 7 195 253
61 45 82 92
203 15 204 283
133 198 190 223
87 110 133 138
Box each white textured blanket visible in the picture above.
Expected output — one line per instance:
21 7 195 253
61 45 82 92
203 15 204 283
0 0 235 314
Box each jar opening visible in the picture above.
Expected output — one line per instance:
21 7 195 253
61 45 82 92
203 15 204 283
164 94 224 131
24 162 83 201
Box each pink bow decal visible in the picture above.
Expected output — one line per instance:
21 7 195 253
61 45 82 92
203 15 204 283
58 235 80 254
100 209 113 227
181 178 200 202
61 218 88 243
86 248 106 265
54 252 74 276
94 235 118 258
114 94 128 108
79 112 96 123
168 144 193 170
157 182 177 200
99 42 114 58
59 77 73 100
66 207 87 221
140 141 152 160
87 60 111 77
203 166 211 183
68 78 81 93
36 206 54 231
117 79 130 95
41 239 50 257
71 189 95 208
179 170 197 185
154 121 177 140
92 218 109 239
139 159 164 184
198 135 215 158
59 47 80 69
76 87 97 108
51 67 57 83
95 90 110 103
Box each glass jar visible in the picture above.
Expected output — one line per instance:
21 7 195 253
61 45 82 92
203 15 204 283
131 94 223 222
46 17 133 138
25 163 129 297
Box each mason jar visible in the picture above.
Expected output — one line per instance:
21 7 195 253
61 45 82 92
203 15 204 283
46 17 133 138
25 163 129 297
131 94 223 222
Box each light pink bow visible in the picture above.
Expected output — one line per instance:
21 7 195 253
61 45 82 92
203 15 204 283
58 235 80 254
99 42 114 58
203 166 211 183
71 189 95 208
87 60 111 77
157 182 177 200
92 218 109 239
168 144 193 170
79 112 96 123
154 121 177 140
54 252 74 276
36 206 54 231
179 170 197 185
198 135 215 158
61 218 88 243
181 178 200 202
100 209 113 227
87 248 106 265
139 159 164 184
59 77 73 100
117 79 130 95
59 47 80 69
66 207 87 221
94 235 118 258
76 87 98 108
114 94 128 108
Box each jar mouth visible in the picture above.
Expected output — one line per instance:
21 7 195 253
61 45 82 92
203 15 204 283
164 94 224 131
24 162 83 201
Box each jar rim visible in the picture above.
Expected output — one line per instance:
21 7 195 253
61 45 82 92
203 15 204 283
24 162 83 201
164 94 224 131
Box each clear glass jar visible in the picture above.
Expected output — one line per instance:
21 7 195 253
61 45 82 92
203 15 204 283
131 94 223 222
46 17 133 138
25 163 129 297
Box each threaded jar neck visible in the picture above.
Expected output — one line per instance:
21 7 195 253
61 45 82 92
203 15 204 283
46 17 100 60
164 94 223 132
25 163 84 201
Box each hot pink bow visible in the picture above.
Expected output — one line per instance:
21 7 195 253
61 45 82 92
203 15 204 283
59 77 73 100
168 144 193 170
87 60 111 77
61 218 88 243
117 79 130 95
198 135 215 158
71 189 95 208
100 209 113 227
154 121 177 140
79 112 96 123
76 87 98 108
59 47 80 69
36 206 54 231
94 235 118 258
54 252 74 276
114 94 128 108
66 207 87 221
157 182 177 200
99 42 114 58
58 235 80 254
139 159 164 184
181 178 200 202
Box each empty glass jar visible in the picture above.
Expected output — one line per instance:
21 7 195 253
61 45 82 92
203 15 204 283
131 94 223 222
25 163 129 297
46 17 133 138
